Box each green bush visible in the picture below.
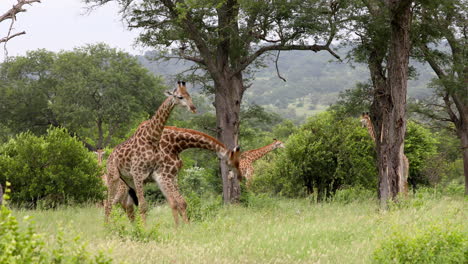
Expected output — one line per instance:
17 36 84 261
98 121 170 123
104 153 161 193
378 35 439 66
254 111 378 200
185 192 222 222
250 111 440 200
143 183 166 204
0 193 112 263
372 223 468 264
0 127 105 208
179 166 214 196
405 121 439 187
106 207 159 242
332 186 376 204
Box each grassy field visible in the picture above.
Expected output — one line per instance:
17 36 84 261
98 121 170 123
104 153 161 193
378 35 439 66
12 193 467 264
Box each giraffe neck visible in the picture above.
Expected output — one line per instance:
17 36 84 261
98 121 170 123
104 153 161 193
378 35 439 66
366 117 377 143
144 96 176 144
242 142 278 162
162 126 228 156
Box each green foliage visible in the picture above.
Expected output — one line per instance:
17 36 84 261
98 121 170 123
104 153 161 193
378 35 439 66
332 186 375 204
1 191 112 263
255 111 377 200
143 183 166 204
405 121 439 187
185 192 222 222
0 127 104 208
240 190 278 210
179 166 213 196
106 207 159 242
372 222 468 264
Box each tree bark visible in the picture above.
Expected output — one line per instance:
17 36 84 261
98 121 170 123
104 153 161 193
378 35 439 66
214 73 243 203
372 0 412 207
459 124 468 195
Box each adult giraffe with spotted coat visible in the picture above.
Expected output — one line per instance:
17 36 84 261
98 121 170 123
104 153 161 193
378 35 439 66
107 125 241 226
105 81 196 223
239 139 285 185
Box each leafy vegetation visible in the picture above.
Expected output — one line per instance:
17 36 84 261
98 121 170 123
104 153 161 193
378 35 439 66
0 127 104 208
0 44 166 149
10 190 467 264
248 111 440 200
372 222 467 264
1 187 112 264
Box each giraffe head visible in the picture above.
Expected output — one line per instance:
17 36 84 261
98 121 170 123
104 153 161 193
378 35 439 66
165 81 197 113
272 139 285 149
360 112 371 128
226 146 242 180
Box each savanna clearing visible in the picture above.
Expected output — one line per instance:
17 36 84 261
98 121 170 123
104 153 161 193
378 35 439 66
12 193 467 264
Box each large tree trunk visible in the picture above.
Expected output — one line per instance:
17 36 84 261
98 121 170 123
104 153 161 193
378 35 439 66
214 73 243 203
372 0 412 207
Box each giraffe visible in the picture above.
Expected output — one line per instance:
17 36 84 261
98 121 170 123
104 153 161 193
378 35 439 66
107 125 241 226
239 139 285 184
360 112 409 195
105 81 197 223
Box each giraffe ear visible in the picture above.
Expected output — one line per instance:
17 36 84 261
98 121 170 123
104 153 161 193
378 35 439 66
273 138 277 141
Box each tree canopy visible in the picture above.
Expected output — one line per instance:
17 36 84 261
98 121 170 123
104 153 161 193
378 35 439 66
0 43 166 149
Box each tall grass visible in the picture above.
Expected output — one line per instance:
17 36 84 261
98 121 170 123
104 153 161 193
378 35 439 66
12 192 467 264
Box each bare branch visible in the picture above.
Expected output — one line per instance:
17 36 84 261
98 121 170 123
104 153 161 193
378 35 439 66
0 0 41 23
0 30 25 44
1 0 41 58
275 50 286 82
234 43 341 76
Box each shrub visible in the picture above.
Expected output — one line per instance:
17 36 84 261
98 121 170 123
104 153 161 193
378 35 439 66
179 166 213 196
0 188 112 263
405 121 439 188
0 127 105 208
106 207 159 242
256 111 378 200
185 192 222 222
332 186 375 204
143 183 166 204
372 222 468 264
240 189 278 210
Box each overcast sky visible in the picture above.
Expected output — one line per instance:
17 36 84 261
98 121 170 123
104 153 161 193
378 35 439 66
0 0 144 61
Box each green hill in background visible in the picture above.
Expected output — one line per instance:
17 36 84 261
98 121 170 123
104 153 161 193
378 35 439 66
137 50 435 120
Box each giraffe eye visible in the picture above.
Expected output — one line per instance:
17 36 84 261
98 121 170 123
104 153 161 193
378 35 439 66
176 96 184 100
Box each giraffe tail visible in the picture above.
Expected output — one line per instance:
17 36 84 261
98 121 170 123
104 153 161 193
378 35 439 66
128 188 139 206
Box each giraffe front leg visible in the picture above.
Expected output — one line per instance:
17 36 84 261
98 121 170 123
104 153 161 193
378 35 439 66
133 179 148 224
105 177 118 223
153 169 184 227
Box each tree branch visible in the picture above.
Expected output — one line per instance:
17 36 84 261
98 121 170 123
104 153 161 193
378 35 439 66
0 0 41 23
275 50 286 82
234 44 341 76
0 30 25 43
